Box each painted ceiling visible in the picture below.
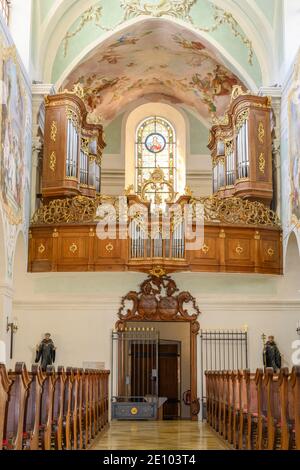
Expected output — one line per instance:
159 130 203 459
63 19 243 125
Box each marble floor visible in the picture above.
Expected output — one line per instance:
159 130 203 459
91 421 228 450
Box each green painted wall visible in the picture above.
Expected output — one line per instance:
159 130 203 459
39 0 54 21
185 109 209 154
255 0 277 25
104 112 125 154
103 108 209 156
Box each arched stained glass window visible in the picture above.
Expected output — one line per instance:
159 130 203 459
136 116 176 204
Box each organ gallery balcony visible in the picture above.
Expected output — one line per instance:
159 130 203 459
29 87 282 275
29 193 282 275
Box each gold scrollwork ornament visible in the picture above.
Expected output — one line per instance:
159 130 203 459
38 244 46 254
149 266 167 278
49 151 56 172
258 122 265 144
50 121 57 142
106 243 114 253
236 243 244 255
201 244 210 255
69 243 78 254
267 247 275 257
259 153 266 174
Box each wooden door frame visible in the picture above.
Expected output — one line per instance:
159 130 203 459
115 274 201 420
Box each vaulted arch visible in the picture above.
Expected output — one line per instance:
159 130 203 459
33 0 278 87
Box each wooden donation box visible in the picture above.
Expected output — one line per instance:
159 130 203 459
43 90 105 199
208 86 273 205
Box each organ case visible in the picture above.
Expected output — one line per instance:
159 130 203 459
42 91 105 199
208 87 273 205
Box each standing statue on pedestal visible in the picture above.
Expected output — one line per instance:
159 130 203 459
263 335 282 372
35 333 56 371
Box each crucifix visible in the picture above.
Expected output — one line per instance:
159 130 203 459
6 317 18 360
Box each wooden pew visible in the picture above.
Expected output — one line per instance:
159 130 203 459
0 364 12 450
83 370 91 448
236 370 247 450
264 368 281 450
40 366 55 450
278 368 291 450
4 363 31 450
63 367 73 450
52 366 65 450
1 364 110 451
244 370 257 450
291 366 300 450
76 369 84 450
228 371 237 445
24 365 45 450
104 370 110 427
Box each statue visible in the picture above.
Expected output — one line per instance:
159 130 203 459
263 335 282 372
35 333 56 371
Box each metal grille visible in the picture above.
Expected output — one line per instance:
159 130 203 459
112 329 160 419
199 329 249 420
0 0 10 25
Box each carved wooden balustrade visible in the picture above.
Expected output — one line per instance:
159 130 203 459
29 194 282 275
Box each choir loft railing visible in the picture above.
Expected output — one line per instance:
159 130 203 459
199 328 249 420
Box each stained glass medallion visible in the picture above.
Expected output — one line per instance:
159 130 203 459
145 133 166 154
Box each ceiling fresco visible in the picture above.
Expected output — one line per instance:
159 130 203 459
63 20 243 125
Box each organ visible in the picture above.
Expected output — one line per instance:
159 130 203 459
42 87 105 199
208 86 273 205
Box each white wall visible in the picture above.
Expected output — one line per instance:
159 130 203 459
11 230 300 377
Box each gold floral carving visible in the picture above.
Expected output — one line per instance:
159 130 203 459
106 243 114 253
50 121 57 142
38 244 46 254
31 195 281 228
259 152 266 174
141 167 175 204
49 151 56 172
267 247 275 257
235 243 244 255
258 121 265 144
236 109 250 132
62 6 108 57
69 243 78 254
200 244 210 255
149 266 167 278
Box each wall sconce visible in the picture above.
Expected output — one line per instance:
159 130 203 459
6 317 18 360
297 322 300 336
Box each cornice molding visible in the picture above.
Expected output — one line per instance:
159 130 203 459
13 297 300 312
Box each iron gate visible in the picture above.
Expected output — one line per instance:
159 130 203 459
111 328 160 420
199 328 249 420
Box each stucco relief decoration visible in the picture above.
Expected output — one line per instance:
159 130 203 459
120 0 253 64
120 0 196 19
64 21 242 125
0 39 29 226
62 5 109 57
289 50 300 230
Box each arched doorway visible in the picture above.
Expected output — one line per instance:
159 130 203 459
112 274 201 421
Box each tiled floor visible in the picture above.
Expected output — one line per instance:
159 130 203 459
91 420 228 450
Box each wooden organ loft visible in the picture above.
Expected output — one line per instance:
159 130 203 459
29 86 283 275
